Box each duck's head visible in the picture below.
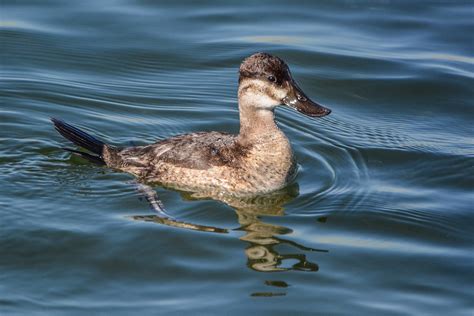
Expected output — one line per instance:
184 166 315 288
238 52 331 117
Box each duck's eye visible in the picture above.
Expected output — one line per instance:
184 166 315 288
267 75 276 83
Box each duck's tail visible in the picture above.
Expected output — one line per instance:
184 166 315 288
51 118 106 165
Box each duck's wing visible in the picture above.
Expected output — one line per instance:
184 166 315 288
155 132 239 169
107 132 241 172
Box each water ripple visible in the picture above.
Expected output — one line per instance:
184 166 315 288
1 0 473 314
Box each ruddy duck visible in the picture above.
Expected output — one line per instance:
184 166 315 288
52 52 331 196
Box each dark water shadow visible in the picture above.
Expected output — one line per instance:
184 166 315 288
131 182 328 274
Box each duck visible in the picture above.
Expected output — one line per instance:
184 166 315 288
52 52 331 197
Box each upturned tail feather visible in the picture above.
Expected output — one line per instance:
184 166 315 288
51 118 106 165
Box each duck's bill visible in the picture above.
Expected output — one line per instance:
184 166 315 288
282 81 331 117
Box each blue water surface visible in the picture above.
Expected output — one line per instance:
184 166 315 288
1 1 473 315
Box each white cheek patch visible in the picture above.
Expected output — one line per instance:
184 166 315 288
252 94 279 109
273 88 288 101
243 79 285 109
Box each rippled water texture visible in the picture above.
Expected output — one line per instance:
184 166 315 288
1 1 473 315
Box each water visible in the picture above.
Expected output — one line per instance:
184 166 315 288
1 1 473 314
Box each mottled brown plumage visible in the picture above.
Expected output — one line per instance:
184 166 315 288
103 129 295 195
53 52 331 197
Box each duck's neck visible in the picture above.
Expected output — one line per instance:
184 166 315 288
236 88 296 189
237 92 284 145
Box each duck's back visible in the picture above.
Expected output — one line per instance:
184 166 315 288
152 132 245 170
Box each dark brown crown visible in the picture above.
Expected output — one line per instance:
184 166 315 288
239 52 290 84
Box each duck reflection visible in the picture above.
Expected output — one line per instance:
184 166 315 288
132 182 326 273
